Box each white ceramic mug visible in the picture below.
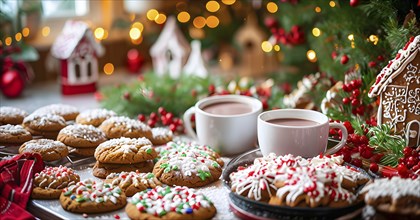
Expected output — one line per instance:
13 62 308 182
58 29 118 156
258 109 348 157
183 95 263 155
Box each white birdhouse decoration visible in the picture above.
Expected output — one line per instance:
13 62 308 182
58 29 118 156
183 40 208 78
51 20 105 95
150 16 191 79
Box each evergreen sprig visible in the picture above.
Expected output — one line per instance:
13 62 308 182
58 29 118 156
368 124 406 166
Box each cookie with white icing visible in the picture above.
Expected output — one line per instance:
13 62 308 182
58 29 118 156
159 141 224 166
105 171 161 196
125 186 216 220
22 113 66 139
60 179 126 214
19 139 68 161
93 160 155 179
99 116 152 139
94 137 157 164
0 106 28 125
360 177 420 215
150 127 173 145
32 166 80 199
0 124 32 145
153 155 222 188
75 108 117 127
57 124 107 148
33 104 79 121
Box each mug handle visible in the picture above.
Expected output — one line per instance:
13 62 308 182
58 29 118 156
183 106 198 140
325 123 348 155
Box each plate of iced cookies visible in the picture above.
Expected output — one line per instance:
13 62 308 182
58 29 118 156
223 149 371 219
0 104 233 220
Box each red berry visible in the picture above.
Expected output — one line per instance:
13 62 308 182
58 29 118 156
370 153 384 163
158 107 167 116
114 214 120 219
351 99 360 107
191 89 197 97
351 158 363 168
412 165 420 172
403 147 413 157
359 135 369 144
342 97 350 104
262 99 269 109
150 112 158 121
350 0 359 7
377 55 384 61
342 84 352 92
165 112 174 121
397 164 409 178
361 150 373 159
352 89 360 97
329 128 337 136
340 55 349 64
169 123 177 132
208 84 215 95
368 61 376 68
123 92 131 100
369 163 379 173
343 153 352 163
161 115 169 125
147 119 156 127
331 51 338 59
137 114 146 122
398 158 405 165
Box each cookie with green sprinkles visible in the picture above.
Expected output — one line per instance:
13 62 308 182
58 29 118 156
153 155 222 188
105 171 162 196
125 186 216 220
60 179 126 214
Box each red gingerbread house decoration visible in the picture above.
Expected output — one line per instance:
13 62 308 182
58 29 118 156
368 35 420 147
51 20 105 95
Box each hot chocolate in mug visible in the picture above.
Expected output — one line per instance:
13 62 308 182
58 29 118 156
183 95 262 155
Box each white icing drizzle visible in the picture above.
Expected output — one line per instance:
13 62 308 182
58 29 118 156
152 127 173 139
0 124 30 135
360 176 420 202
76 108 116 122
0 106 27 118
59 124 106 142
34 166 79 189
160 155 219 178
63 179 123 204
106 172 160 189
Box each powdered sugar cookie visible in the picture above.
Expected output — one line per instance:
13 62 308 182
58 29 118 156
60 179 126 214
94 137 157 164
22 113 66 139
99 116 152 139
0 124 32 145
57 124 107 148
19 139 68 161
0 106 28 125
150 127 173 145
105 171 161 196
32 166 80 199
125 186 216 220
33 104 79 121
75 108 117 127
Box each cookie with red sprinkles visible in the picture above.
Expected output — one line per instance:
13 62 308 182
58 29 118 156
32 166 80 199
125 186 216 220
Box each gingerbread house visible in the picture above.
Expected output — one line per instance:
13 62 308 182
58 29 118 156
368 35 420 147
150 16 190 79
51 20 104 95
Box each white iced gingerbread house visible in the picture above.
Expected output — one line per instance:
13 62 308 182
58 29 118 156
368 35 420 147
150 16 190 79
51 20 105 95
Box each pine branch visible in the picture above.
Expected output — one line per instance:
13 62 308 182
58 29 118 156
368 124 405 166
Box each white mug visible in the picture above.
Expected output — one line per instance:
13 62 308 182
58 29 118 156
258 109 348 157
183 95 263 155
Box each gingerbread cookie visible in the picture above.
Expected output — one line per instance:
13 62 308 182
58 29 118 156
158 141 223 166
360 177 420 215
19 139 68 161
0 106 28 125
75 108 117 127
33 104 79 121
0 124 32 145
68 147 96 157
94 137 157 164
60 179 126 214
105 172 161 196
57 124 107 148
22 113 66 139
99 116 152 139
126 186 216 220
153 155 222 188
32 166 80 199
150 127 173 145
92 160 155 179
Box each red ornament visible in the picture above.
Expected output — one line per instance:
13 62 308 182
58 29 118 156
126 49 144 74
1 69 25 98
264 17 278 29
349 0 359 7
368 61 376 68
331 51 338 59
340 55 349 64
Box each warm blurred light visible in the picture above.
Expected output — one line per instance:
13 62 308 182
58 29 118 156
42 26 50 37
132 22 144 32
129 27 141 40
178 11 190 23
315 7 321 13
206 1 220 12
261 41 273 52
5 37 12 46
22 27 30 37
193 16 206 29
94 27 105 40
102 30 109 40
206 16 219 28
307 50 317 62
155 14 167 24
104 63 114 75
351 41 356 48
129 13 136 22
131 36 143 45
369 34 379 45
189 27 205 39
329 1 336 7
146 9 159 21
15 33 22 42
312 28 321 37
273 45 281 51
348 34 354 41
267 2 278 13
222 0 236 5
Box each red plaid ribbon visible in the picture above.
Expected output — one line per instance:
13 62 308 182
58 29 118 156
0 153 44 220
